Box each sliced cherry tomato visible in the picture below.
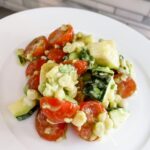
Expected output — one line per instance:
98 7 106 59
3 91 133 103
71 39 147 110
47 48 66 63
48 24 74 47
63 60 88 75
117 77 136 98
35 110 67 141
24 36 49 57
80 101 105 123
73 123 98 141
27 73 40 90
40 97 79 124
26 59 46 76
74 60 88 75
73 101 104 141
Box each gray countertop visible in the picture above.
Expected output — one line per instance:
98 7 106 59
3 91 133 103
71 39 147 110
0 7 15 18
0 5 150 40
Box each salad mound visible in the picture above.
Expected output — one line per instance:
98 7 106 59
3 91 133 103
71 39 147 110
8 24 136 141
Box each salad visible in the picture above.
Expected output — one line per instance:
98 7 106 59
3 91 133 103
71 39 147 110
8 24 136 141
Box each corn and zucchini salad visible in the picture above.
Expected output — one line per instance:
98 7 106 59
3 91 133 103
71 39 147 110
8 24 136 141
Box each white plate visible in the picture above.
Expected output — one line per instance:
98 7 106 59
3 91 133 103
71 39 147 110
0 7 150 150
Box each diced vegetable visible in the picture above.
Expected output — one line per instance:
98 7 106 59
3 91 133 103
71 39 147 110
74 32 94 45
88 40 119 69
72 111 87 127
93 122 105 137
16 104 39 121
83 73 113 101
16 49 27 65
63 41 84 53
79 48 95 69
8 97 37 119
109 108 130 128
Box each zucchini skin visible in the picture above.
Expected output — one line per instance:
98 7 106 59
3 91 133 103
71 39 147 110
83 68 113 102
16 104 39 121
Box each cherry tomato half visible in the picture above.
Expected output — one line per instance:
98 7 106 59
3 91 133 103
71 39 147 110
40 97 79 124
47 48 66 63
117 77 136 98
24 36 49 57
73 123 98 141
74 60 88 75
27 73 40 90
63 60 88 75
26 58 46 76
73 101 105 141
80 101 105 123
35 110 67 141
48 24 74 47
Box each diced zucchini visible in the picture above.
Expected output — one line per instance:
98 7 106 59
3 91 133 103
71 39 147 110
92 66 114 75
74 32 94 45
27 89 39 100
8 97 37 118
83 74 113 102
16 49 27 65
69 52 79 60
16 104 39 121
109 108 130 128
79 48 95 69
88 40 119 69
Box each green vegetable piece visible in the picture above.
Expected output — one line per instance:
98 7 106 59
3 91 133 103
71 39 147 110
84 75 112 101
79 48 95 69
88 40 119 69
8 97 37 118
16 49 27 65
24 84 28 95
92 66 114 75
109 108 130 128
69 52 79 60
16 104 39 121
83 66 114 101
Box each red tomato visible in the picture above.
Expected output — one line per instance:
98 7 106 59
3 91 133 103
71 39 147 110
73 123 98 141
40 97 79 124
72 101 105 141
47 48 66 63
27 73 40 90
48 24 74 47
117 77 136 98
74 60 88 75
63 60 88 75
24 36 49 57
35 111 67 141
26 59 46 76
80 101 105 123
